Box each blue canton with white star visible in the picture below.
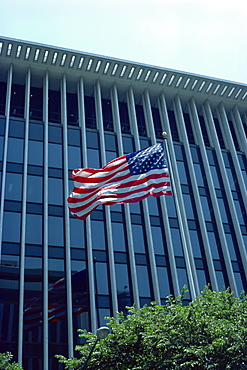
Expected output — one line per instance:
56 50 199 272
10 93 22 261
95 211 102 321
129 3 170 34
126 143 167 175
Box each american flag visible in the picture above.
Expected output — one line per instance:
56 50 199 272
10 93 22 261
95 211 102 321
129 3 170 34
24 269 88 331
68 143 172 220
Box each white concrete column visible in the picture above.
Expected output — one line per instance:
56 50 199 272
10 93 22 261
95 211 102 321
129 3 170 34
216 104 247 280
18 67 31 365
203 100 238 293
112 84 140 308
94 80 118 317
158 93 186 297
42 71 49 370
0 63 12 260
188 97 219 291
77 77 97 332
61 74 74 357
170 95 199 298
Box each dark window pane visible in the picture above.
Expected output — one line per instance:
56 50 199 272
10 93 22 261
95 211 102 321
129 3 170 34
119 102 131 134
48 143 63 168
132 224 146 253
67 92 78 126
189 229 202 258
183 113 195 144
135 104 147 137
48 89 61 124
3 212 21 243
5 173 23 201
30 87 43 121
85 96 97 129
87 148 100 168
28 141 43 166
68 145 81 170
26 214 43 244
95 262 109 294
157 266 171 298
91 220 106 250
7 137 24 163
27 175 43 203
152 107 163 139
70 218 85 249
102 99 114 132
168 110 179 141
151 226 165 255
48 178 63 205
136 265 151 297
10 84 25 118
170 228 184 256
48 216 64 246
112 222 126 252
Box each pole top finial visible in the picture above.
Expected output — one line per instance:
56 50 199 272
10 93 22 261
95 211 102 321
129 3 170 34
162 132 167 138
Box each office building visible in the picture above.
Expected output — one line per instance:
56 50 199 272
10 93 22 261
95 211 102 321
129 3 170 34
0 36 246 369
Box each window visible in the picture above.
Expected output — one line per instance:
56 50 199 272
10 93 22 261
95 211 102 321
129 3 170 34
87 148 100 168
10 84 25 118
135 104 147 137
5 172 23 201
170 228 184 256
68 145 81 171
152 107 163 139
0 82 7 114
151 226 165 255
214 118 225 149
176 161 190 184
91 220 106 250
7 137 24 163
48 143 63 168
183 113 195 144
30 86 43 121
189 229 202 258
95 262 109 295
48 216 64 246
119 102 131 134
132 224 146 253
112 222 126 252
3 212 21 243
157 266 171 298
28 141 43 166
102 99 114 132
136 265 151 297
167 110 179 141
48 178 63 205
48 89 61 124
84 96 96 129
70 218 85 249
198 115 210 146
67 92 78 126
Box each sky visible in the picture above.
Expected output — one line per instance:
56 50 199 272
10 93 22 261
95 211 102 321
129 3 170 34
1 0 247 84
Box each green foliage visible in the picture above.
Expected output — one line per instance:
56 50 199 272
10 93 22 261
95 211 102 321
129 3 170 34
56 287 247 369
0 352 24 370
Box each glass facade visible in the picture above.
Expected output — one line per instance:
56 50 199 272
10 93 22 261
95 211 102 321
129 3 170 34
0 37 247 370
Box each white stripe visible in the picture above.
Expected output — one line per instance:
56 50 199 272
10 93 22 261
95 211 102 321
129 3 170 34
71 167 169 194
69 173 170 207
72 157 127 180
71 183 170 219
69 176 171 215
73 164 129 190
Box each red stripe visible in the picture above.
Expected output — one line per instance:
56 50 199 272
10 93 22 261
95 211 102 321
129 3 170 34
68 172 168 206
72 161 128 184
69 179 171 216
68 174 169 211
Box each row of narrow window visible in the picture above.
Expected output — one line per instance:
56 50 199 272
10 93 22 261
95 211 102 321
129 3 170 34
1 81 241 148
